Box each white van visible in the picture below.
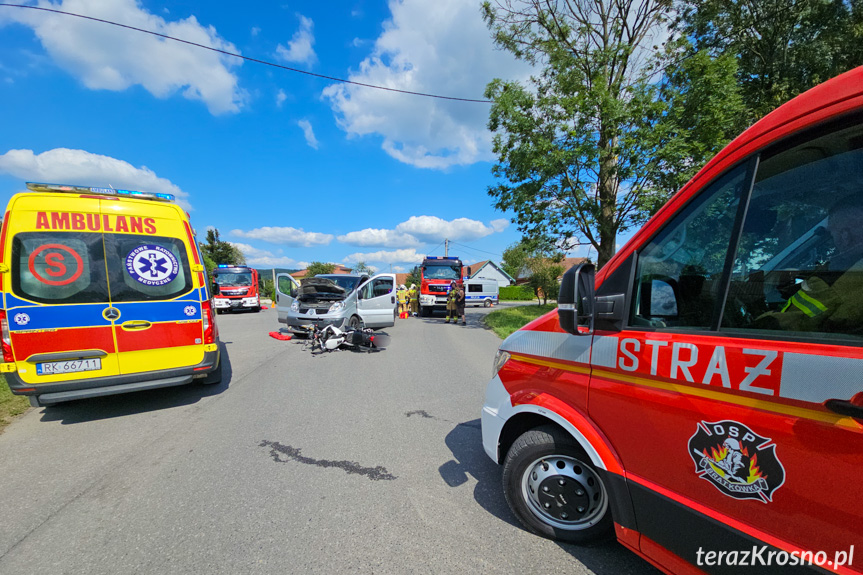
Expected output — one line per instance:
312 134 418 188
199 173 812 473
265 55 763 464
464 279 499 307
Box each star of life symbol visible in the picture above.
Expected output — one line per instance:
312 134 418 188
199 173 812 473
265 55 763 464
183 305 197 317
13 313 30 326
125 245 179 287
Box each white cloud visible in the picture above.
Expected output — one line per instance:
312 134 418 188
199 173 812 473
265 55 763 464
490 218 510 233
298 119 319 149
344 248 425 265
230 226 334 247
322 0 532 169
2 0 245 114
228 242 302 268
395 216 498 243
337 227 420 248
0 148 191 210
251 26 261 37
276 89 287 107
275 15 317 67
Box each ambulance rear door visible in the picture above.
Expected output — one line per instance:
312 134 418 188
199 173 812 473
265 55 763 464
4 195 121 384
102 199 205 375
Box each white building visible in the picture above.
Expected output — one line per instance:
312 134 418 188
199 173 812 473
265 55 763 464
468 260 515 288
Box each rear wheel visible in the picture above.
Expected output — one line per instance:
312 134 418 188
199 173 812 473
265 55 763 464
502 426 613 543
484 299 492 307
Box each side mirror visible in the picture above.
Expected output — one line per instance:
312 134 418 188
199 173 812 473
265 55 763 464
467 266 472 277
558 263 595 335
212 282 220 295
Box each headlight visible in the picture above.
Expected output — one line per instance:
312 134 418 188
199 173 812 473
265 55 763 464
290 300 299 312
491 350 511 378
328 301 345 313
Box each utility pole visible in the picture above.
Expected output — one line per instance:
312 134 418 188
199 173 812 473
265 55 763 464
445 238 448 257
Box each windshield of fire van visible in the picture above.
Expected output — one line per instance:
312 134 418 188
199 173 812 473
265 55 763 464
214 272 253 286
423 265 460 280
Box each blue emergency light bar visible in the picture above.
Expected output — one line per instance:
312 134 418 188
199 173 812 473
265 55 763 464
425 256 459 260
26 182 175 202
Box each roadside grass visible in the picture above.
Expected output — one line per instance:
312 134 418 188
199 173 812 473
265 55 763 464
483 304 556 339
0 375 29 434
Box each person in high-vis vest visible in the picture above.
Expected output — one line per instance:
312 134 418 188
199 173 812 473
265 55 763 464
456 281 466 325
758 196 863 333
397 284 408 316
445 281 457 323
408 284 419 317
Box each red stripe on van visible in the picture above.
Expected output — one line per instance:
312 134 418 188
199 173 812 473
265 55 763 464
11 326 116 360
115 321 203 353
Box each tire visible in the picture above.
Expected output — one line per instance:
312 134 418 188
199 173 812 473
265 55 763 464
420 306 430 317
201 358 223 385
502 425 613 543
252 306 261 313
484 299 492 307
28 395 43 408
216 309 223 315
348 315 363 330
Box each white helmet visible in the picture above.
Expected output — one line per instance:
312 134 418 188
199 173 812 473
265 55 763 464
723 438 741 452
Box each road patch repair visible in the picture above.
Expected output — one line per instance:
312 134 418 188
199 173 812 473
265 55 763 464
259 440 396 481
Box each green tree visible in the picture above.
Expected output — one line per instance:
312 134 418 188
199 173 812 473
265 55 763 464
483 0 743 269
353 261 373 274
501 241 529 281
305 262 336 277
675 0 863 128
203 228 236 265
405 266 421 288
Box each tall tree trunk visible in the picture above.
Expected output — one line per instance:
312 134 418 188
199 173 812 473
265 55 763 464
596 131 619 269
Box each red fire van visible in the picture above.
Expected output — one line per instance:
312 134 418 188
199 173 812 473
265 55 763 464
482 67 863 574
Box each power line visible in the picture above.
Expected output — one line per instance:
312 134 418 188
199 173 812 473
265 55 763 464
449 241 503 259
0 3 493 104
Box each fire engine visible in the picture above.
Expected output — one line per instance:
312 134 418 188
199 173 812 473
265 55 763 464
418 256 469 317
212 265 261 313
482 67 863 574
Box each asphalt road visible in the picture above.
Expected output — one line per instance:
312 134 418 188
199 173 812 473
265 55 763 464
0 303 659 575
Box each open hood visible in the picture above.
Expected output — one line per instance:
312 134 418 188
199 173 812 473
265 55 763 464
298 277 346 297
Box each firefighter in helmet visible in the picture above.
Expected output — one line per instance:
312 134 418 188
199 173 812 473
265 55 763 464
445 281 457 323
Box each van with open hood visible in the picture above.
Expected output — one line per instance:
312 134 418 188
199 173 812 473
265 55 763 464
275 273 397 332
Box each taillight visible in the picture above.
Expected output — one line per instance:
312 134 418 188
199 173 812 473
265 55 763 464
0 310 14 362
202 300 218 344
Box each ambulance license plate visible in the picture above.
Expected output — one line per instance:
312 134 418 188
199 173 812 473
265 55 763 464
36 358 101 375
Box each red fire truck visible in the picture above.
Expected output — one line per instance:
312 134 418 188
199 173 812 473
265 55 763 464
482 67 863 574
418 256 469 317
212 265 261 313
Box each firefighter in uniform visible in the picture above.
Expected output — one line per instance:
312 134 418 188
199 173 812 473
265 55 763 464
445 281 457 323
397 284 408 316
758 196 863 333
456 281 466 325
408 284 419 317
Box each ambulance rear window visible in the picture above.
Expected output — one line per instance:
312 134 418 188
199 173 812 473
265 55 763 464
105 234 193 302
11 232 109 304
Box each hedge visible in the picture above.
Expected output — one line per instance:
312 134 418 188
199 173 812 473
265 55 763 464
499 285 535 301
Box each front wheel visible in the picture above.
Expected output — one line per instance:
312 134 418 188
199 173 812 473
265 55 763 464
348 315 363 330
502 426 613 543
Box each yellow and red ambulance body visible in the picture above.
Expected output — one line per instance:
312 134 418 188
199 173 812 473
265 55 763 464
0 184 220 407
483 68 863 573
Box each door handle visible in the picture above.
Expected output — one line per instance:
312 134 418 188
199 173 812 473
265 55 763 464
121 320 152 331
825 392 863 420
391 296 395 304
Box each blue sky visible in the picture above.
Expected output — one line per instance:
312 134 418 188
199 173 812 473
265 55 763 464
0 0 599 272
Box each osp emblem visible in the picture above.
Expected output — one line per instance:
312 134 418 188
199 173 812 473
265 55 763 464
688 420 785 503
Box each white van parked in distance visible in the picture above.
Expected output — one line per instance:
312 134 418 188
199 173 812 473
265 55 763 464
465 279 499 307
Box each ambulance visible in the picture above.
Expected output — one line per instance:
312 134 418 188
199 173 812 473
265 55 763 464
0 183 221 407
482 68 863 574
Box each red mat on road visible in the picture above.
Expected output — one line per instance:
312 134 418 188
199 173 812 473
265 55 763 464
268 331 292 341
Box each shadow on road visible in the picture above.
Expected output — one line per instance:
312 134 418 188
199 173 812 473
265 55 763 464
439 419 661 575
38 342 233 425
